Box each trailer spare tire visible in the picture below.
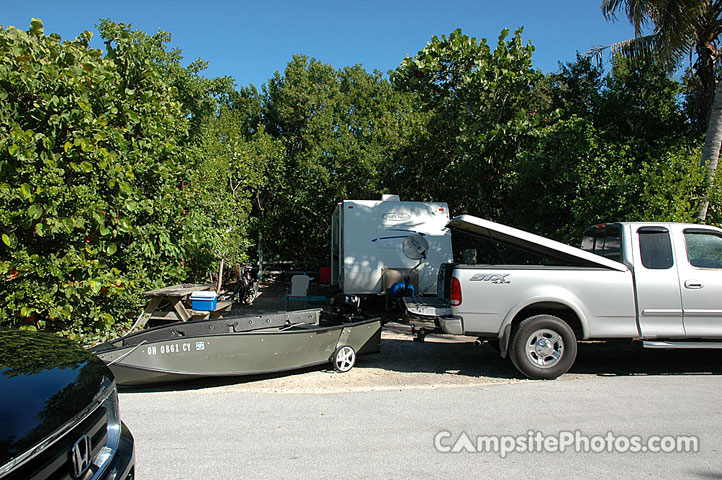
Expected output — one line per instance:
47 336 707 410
509 315 577 380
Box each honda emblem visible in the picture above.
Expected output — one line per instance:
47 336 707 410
71 434 92 478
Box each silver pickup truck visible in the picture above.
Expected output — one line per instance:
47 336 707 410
404 215 722 379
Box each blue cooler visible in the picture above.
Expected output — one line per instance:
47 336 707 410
191 291 217 311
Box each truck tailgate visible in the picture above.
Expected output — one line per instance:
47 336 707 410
403 296 451 317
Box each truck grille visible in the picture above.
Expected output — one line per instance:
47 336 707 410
4 406 108 480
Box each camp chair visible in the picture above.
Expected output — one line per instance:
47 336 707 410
285 274 311 310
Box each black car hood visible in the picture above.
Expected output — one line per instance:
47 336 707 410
0 329 111 467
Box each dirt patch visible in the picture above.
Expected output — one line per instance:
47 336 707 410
209 323 528 394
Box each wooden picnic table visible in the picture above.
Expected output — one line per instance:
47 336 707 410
129 283 232 332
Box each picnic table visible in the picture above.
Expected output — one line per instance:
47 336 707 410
129 283 232 332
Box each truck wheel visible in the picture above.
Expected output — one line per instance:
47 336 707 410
509 315 577 380
332 345 356 372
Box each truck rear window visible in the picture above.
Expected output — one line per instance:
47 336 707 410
638 228 673 269
581 232 595 252
581 226 622 262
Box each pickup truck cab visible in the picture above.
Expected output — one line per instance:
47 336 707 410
404 215 722 379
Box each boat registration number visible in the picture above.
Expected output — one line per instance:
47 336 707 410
146 342 204 356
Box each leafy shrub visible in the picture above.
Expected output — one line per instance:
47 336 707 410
0 19 189 341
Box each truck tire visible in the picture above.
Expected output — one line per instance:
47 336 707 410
509 315 577 380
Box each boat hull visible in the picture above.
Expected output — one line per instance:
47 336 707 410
92 310 381 386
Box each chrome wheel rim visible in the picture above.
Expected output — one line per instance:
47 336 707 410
524 329 564 368
335 346 355 372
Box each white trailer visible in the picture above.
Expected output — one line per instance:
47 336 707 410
330 195 453 295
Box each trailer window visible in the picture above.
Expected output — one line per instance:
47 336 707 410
684 231 722 269
638 228 673 269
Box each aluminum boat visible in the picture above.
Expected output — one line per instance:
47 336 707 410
91 309 382 386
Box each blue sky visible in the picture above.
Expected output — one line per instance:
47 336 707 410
3 1 637 89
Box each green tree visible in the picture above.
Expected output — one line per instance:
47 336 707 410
184 107 283 277
600 0 722 221
598 56 690 145
509 56 704 241
546 55 604 121
0 19 190 340
261 56 419 261
97 19 239 144
391 28 544 219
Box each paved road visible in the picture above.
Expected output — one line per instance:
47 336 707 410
120 365 721 479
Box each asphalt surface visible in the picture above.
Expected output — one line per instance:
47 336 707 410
119 332 722 479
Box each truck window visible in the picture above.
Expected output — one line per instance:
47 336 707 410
603 227 622 262
638 227 673 269
684 230 722 269
581 230 595 252
594 230 605 256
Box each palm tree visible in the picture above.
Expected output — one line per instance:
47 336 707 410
600 0 722 220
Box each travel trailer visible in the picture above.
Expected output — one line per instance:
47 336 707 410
330 195 453 296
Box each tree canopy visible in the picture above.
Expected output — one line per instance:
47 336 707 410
0 18 718 341
599 0 722 221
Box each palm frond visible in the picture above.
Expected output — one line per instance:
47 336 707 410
652 0 707 50
614 33 681 68
586 33 683 71
598 0 720 69
602 0 656 34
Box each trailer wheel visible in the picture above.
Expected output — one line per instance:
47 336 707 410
509 315 577 380
332 345 356 373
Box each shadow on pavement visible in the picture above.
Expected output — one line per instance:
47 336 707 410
366 335 722 380
363 337 520 379
571 341 722 377
118 335 721 394
691 471 722 479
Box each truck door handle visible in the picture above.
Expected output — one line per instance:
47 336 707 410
684 280 704 289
